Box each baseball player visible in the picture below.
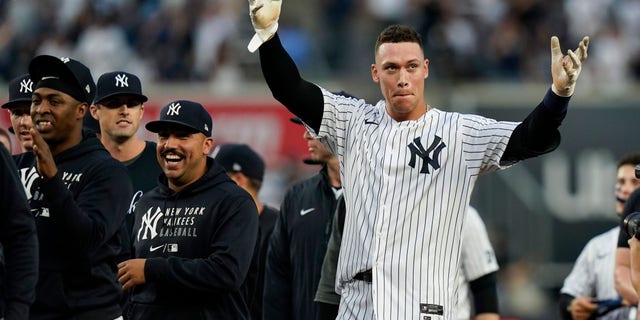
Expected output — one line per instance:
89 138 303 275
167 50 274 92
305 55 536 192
213 143 279 320
2 73 36 167
90 71 162 263
25 55 133 319
315 201 501 320
559 153 640 320
246 0 589 318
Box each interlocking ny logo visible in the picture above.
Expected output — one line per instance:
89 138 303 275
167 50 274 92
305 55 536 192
408 136 446 174
60 57 70 63
20 79 33 93
137 207 163 241
115 74 129 87
167 102 181 116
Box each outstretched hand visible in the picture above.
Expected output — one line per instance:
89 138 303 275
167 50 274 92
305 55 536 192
247 0 282 52
551 36 589 97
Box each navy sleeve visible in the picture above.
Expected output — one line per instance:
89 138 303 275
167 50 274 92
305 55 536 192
263 194 293 320
468 271 499 314
618 188 640 248
259 33 325 133
38 161 132 259
558 293 575 320
0 145 38 320
501 88 570 163
144 195 259 293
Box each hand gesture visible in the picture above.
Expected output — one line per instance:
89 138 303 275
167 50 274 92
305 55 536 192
247 0 282 52
117 259 147 291
567 297 597 320
551 36 589 97
30 128 58 179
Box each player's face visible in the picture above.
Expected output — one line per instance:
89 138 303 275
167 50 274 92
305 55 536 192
156 126 213 191
303 130 333 163
372 42 429 121
31 87 86 151
8 102 34 151
93 95 144 143
615 164 640 215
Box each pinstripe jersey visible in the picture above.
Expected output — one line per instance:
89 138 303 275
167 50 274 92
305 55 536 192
454 206 499 320
561 227 633 320
313 88 519 320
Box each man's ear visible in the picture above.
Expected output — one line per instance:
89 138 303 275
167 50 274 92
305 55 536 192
203 137 214 155
77 102 88 120
90 105 99 120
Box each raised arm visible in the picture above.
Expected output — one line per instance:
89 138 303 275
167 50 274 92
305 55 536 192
501 36 589 163
248 0 324 132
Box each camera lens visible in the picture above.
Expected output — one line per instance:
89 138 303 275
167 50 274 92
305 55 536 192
623 212 640 238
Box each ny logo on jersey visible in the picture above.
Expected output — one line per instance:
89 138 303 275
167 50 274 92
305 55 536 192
167 102 181 116
114 74 129 87
407 136 446 174
137 207 163 241
20 79 33 93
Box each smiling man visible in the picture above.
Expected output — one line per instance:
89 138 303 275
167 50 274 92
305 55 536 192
25 55 133 320
117 100 258 320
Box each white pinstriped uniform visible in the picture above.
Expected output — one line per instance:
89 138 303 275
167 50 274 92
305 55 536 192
312 89 519 320
561 227 634 320
454 206 499 320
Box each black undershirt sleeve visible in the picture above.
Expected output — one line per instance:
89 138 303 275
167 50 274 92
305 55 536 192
501 89 570 164
259 33 324 133
558 293 575 320
469 272 499 314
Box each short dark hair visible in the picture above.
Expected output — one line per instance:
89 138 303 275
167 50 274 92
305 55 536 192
618 153 640 169
374 24 423 55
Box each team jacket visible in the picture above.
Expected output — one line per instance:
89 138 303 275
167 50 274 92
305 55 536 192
0 145 38 320
263 167 340 320
18 132 133 320
126 157 259 320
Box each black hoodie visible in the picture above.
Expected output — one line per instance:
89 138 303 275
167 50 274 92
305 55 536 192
19 132 132 320
0 144 38 320
126 157 259 320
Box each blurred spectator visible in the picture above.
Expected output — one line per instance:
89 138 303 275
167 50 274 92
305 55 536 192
0 0 639 83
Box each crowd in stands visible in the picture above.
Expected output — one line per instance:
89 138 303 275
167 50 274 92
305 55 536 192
1 0 639 90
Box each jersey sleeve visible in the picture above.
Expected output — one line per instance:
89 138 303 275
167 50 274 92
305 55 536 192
314 88 369 159
460 113 519 175
460 207 499 281
560 239 595 297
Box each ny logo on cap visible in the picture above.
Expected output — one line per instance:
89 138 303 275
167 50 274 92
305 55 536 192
204 124 209 132
20 79 33 93
115 74 129 88
167 102 182 116
60 57 70 63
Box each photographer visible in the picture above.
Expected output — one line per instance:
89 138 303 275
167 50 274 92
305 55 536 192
560 154 640 320
620 186 640 312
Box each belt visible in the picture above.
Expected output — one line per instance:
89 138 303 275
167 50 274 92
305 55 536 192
353 269 372 283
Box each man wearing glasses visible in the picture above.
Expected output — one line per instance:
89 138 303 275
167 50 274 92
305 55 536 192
90 71 162 262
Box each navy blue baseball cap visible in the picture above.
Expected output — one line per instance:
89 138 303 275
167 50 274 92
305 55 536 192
213 143 265 181
94 71 148 104
146 100 212 137
2 74 34 109
28 55 96 104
